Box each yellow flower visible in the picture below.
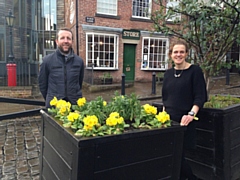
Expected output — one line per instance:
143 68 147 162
106 117 118 126
143 104 157 115
67 112 79 122
56 99 71 109
59 106 67 115
83 125 92 131
109 112 120 118
77 97 86 107
106 112 124 126
117 117 124 124
83 115 99 130
155 111 170 123
50 96 58 107
103 101 107 106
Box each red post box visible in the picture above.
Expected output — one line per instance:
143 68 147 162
6 63 17 86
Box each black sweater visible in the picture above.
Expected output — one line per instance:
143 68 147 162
162 65 207 123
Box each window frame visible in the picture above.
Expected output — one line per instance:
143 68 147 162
141 37 169 71
132 0 152 19
97 0 118 16
86 32 119 70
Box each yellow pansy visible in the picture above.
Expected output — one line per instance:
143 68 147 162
67 112 79 122
155 111 170 123
143 104 157 115
50 96 58 107
103 101 107 106
77 97 86 107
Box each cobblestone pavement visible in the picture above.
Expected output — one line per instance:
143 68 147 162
0 73 240 179
0 117 41 180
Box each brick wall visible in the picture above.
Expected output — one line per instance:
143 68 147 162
0 86 32 98
76 0 166 83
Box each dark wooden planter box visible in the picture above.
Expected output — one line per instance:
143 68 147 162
152 102 240 180
40 110 185 180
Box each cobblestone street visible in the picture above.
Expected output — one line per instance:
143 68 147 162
0 117 41 180
1 74 240 179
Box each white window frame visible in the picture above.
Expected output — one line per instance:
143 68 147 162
141 37 169 70
166 0 181 22
132 0 152 19
86 32 119 70
97 0 118 16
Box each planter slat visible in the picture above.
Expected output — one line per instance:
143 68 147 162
40 110 185 180
196 130 214 148
94 133 175 171
42 139 72 179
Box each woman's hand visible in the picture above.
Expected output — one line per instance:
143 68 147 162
180 115 194 126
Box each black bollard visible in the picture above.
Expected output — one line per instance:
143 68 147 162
121 73 125 95
152 72 156 95
226 68 230 85
91 64 94 85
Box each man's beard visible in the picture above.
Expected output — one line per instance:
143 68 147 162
58 45 71 55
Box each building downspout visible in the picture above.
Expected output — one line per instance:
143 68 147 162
75 0 79 55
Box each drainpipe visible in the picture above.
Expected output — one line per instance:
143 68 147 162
75 0 79 55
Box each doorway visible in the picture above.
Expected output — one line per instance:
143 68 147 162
123 44 136 82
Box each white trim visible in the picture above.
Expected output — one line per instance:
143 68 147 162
85 32 119 70
141 37 169 71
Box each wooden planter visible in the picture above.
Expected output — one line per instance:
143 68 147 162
40 110 185 180
152 102 240 180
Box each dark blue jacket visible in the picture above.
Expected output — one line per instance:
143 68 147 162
38 48 84 108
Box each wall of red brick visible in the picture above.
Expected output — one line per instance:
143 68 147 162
75 0 163 83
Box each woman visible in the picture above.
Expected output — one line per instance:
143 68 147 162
162 40 207 180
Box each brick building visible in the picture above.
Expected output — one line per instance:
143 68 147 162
65 0 170 84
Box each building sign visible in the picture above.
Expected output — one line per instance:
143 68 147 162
85 17 95 23
122 29 140 40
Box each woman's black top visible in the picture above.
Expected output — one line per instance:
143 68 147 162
162 64 207 149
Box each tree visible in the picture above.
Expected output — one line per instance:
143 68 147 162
151 0 240 92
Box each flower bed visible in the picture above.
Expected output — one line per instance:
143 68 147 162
48 92 171 137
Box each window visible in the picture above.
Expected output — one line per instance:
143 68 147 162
97 0 117 16
166 0 181 22
86 33 119 69
141 37 169 70
132 0 151 18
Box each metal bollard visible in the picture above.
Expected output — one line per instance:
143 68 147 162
226 68 230 85
91 64 94 85
121 73 125 95
152 72 156 95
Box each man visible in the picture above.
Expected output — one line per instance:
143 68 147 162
38 27 84 108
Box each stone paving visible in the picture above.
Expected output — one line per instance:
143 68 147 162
0 117 41 180
0 74 240 179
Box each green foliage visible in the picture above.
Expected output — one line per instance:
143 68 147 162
48 92 172 137
107 92 142 121
101 72 112 79
156 72 164 78
152 0 240 91
204 94 240 108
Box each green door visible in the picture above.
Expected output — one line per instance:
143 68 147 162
123 44 136 82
